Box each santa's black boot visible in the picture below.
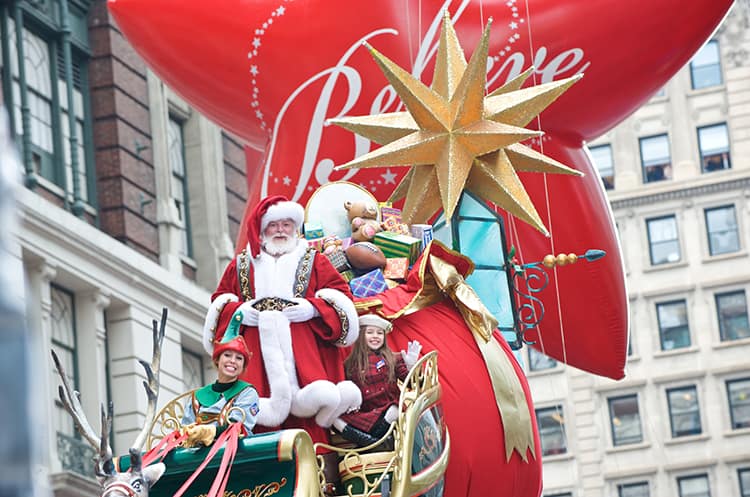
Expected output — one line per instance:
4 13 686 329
341 425 379 447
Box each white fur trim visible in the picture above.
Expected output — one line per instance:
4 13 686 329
314 288 359 347
291 380 340 421
255 311 294 427
252 241 307 299
202 293 239 355
261 201 304 231
336 380 362 414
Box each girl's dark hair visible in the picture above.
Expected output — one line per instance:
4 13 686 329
345 327 397 384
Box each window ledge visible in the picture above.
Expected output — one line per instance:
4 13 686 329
605 441 652 454
702 250 748 264
712 337 750 350
664 433 709 445
527 366 566 378
723 427 750 438
180 254 197 268
642 261 689 273
687 84 726 96
653 346 700 358
542 452 574 462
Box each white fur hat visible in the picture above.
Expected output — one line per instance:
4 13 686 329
359 314 393 333
260 200 305 231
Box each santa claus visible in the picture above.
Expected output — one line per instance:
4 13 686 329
202 195 361 445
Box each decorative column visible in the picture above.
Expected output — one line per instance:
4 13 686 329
25 261 58 477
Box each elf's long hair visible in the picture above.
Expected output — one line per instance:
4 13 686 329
345 327 397 385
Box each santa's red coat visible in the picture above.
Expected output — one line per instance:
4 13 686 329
210 246 354 444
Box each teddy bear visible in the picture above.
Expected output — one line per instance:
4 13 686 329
344 200 383 242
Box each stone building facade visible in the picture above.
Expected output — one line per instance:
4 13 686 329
1 1 246 495
526 4 750 497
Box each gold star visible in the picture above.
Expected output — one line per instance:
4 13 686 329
331 12 582 234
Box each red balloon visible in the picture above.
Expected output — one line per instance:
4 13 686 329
107 1 733 495
108 0 732 380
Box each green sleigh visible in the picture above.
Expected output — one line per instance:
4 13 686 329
136 351 449 497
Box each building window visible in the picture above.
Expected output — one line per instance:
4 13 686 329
739 468 750 497
715 291 750 342
690 40 722 90
168 116 192 258
590 144 614 190
536 406 567 456
678 474 710 497
667 386 702 437
727 378 750 430
608 394 643 446
705 205 739 256
182 349 205 392
698 124 731 173
656 300 690 350
647 215 680 265
640 134 671 183
528 347 557 371
1 6 94 209
49 285 93 476
618 482 650 497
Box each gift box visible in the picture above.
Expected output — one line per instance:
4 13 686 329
325 250 352 272
307 237 325 252
382 216 410 235
373 231 422 264
304 222 325 240
410 224 434 251
349 269 388 298
380 206 403 223
383 257 409 280
340 270 356 282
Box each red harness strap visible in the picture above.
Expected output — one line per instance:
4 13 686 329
172 422 246 497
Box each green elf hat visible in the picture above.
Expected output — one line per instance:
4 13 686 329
212 309 252 366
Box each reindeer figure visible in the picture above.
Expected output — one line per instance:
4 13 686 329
52 308 168 497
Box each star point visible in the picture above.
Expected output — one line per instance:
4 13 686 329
331 13 582 233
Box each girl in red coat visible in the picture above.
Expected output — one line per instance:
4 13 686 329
333 314 421 446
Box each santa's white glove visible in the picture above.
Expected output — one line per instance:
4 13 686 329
282 298 319 323
238 301 260 326
401 340 422 369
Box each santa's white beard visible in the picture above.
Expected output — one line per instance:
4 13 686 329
261 233 300 256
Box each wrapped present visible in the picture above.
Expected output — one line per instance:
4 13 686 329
373 231 422 264
304 222 325 240
340 270 356 282
349 269 388 298
383 257 409 280
307 237 325 252
382 216 410 235
385 278 400 289
380 206 403 223
325 250 351 272
410 224 434 251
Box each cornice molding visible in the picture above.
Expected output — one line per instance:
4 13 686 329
610 177 750 210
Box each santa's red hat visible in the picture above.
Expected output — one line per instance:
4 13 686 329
246 195 305 257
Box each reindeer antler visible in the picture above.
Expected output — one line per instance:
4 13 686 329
52 349 114 476
131 307 167 454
